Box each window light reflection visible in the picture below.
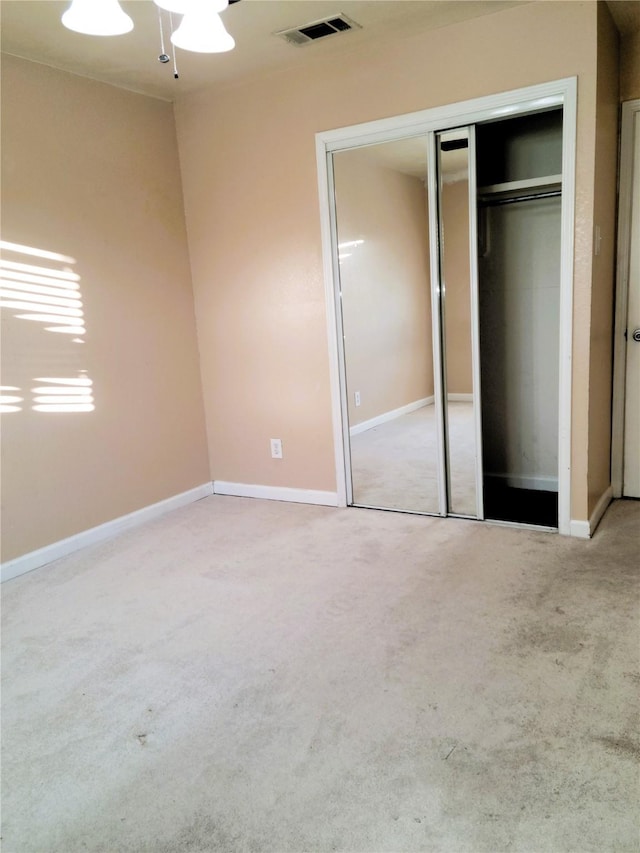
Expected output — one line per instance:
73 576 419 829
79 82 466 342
16 312 84 324
34 395 91 404
0 241 76 264
7 299 83 315
1 259 80 281
0 241 95 415
32 377 94 413
0 270 81 289
33 403 95 413
31 387 92 395
0 386 23 414
1 281 82 301
35 377 93 385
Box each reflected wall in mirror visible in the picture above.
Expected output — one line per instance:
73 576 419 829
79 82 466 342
332 137 440 513
436 129 480 517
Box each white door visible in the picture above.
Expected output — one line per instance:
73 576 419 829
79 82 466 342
614 100 640 498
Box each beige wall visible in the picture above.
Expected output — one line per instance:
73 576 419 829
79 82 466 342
332 149 432 426
620 29 640 101
442 179 473 396
1 56 210 562
586 2 620 514
175 0 604 518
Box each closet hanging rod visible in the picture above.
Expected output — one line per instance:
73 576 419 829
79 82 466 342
479 190 562 207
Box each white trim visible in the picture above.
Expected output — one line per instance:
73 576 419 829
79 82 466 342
316 77 576 533
569 519 591 539
556 78 577 534
319 80 569 152
213 481 339 507
467 124 484 521
0 483 214 583
569 486 613 539
427 130 448 517
589 485 613 536
316 136 349 507
612 99 640 497
349 396 432 436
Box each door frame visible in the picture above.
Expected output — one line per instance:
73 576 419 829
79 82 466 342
611 98 640 497
315 77 577 533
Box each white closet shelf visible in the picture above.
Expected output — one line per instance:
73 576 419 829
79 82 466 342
478 174 562 196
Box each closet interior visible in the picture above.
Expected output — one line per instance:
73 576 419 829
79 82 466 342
477 109 563 527
330 106 564 529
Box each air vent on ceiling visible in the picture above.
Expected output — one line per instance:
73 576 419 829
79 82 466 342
275 14 361 47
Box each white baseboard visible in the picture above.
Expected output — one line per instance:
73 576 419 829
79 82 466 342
1 483 214 583
447 393 473 402
484 472 559 492
569 485 613 539
350 396 433 436
589 485 613 535
568 519 590 539
213 481 338 507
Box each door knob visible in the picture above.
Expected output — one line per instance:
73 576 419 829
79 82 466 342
633 329 640 343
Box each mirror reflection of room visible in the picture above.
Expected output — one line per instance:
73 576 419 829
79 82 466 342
332 137 440 513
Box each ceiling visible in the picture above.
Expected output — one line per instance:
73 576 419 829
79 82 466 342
0 0 529 101
2 1 638 103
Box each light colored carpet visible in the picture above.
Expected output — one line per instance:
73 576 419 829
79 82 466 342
350 403 477 515
2 496 639 852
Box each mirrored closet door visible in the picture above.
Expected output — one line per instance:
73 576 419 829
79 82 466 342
329 106 564 529
432 126 483 519
332 137 441 514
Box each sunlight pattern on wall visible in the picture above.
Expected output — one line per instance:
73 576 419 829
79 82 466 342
0 241 95 413
32 376 94 413
0 386 23 414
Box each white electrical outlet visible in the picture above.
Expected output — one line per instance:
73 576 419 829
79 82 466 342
270 438 283 459
354 391 361 407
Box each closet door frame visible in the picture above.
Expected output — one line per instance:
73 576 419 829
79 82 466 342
323 149 356 507
316 77 577 534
